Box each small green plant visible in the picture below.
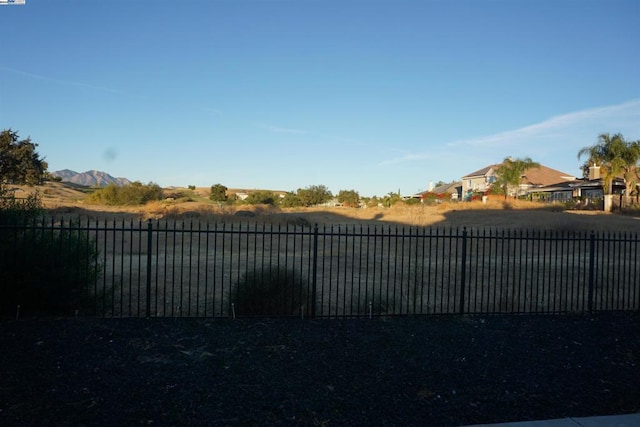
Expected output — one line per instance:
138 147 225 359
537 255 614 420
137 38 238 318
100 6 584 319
228 266 310 316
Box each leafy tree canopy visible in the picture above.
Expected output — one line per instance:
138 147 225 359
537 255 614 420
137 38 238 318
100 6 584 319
209 183 228 202
280 192 303 208
337 189 360 207
362 196 380 208
245 190 278 205
495 157 540 199
382 191 402 207
0 129 48 186
296 185 332 207
578 133 640 200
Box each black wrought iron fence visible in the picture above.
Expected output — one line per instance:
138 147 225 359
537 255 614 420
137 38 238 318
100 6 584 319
2 218 639 318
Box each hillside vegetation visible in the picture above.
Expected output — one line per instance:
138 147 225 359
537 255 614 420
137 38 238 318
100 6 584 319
10 182 640 232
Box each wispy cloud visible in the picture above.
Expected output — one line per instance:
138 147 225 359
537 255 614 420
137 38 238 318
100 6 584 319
0 65 126 95
256 123 307 135
448 99 640 149
382 99 640 167
379 151 436 166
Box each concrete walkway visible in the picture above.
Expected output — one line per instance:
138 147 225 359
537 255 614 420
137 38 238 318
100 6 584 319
464 413 640 427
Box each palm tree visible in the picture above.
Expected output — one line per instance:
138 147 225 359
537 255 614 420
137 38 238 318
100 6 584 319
578 133 640 206
495 157 540 199
621 140 640 205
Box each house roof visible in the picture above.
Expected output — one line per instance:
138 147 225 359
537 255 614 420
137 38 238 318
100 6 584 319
432 181 461 194
520 165 576 187
537 177 625 192
462 163 575 186
461 165 500 179
409 182 461 198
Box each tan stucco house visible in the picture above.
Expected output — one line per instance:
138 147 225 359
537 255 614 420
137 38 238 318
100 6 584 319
461 163 576 198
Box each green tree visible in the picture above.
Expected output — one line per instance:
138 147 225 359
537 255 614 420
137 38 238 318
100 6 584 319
245 190 278 205
296 185 332 207
209 183 228 202
578 133 640 205
382 191 402 207
0 129 48 185
624 140 640 204
280 192 303 208
495 157 540 199
337 189 360 207
363 196 380 208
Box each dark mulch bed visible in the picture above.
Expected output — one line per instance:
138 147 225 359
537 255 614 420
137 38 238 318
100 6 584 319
1 313 639 426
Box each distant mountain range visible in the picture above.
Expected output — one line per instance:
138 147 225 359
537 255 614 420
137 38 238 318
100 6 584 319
51 169 131 187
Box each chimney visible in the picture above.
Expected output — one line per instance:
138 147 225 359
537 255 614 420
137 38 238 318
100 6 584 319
428 181 434 192
588 163 600 181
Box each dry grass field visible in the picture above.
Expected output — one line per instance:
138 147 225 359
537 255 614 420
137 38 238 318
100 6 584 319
14 181 640 232
8 182 638 318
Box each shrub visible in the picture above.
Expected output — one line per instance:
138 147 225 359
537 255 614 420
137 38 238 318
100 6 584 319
0 186 42 226
86 182 163 205
564 197 604 211
245 190 278 206
228 266 310 316
0 187 102 318
419 192 446 205
280 192 303 208
404 197 421 206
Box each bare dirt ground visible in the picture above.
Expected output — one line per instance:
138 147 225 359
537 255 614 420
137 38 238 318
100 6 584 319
1 313 639 426
17 182 640 231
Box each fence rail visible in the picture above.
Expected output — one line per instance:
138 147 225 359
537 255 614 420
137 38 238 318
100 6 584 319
2 219 639 318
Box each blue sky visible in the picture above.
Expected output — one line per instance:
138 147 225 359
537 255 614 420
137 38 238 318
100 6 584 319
0 0 638 197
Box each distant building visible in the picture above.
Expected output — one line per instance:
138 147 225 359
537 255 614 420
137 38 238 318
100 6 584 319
533 165 625 204
461 163 576 198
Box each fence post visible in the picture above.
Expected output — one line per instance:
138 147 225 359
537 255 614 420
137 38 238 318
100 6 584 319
311 224 319 319
588 231 595 312
146 219 153 318
459 227 468 314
